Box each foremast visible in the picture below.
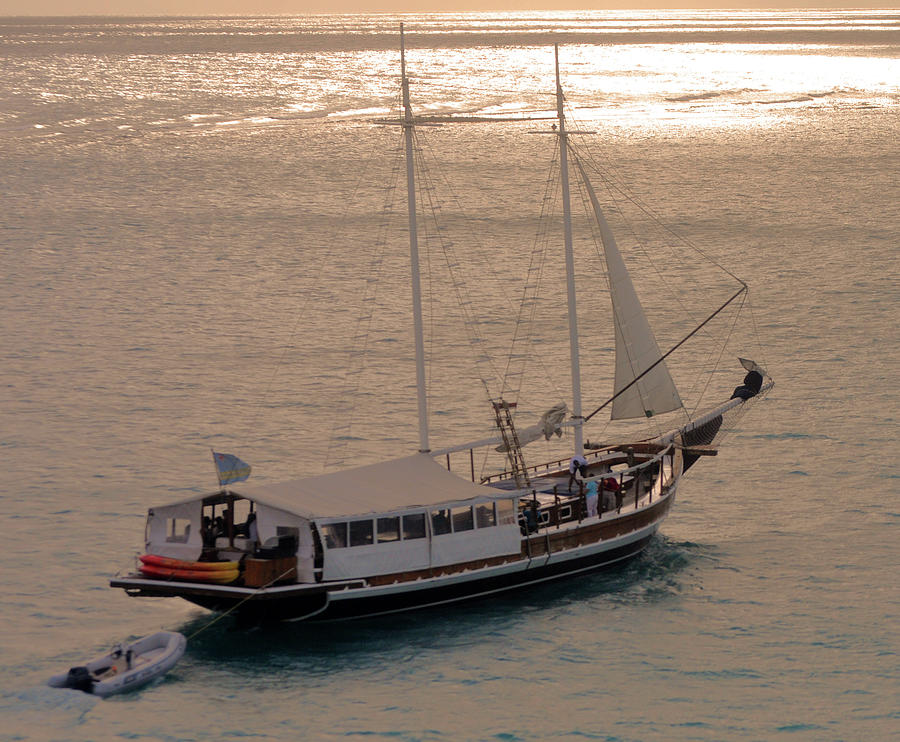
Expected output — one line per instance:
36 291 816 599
400 25 430 453
554 44 585 461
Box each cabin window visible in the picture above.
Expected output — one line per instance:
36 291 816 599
377 516 400 544
431 509 451 536
558 505 572 521
166 518 191 543
322 522 347 549
475 503 496 529
497 499 516 525
451 506 474 533
403 513 426 540
349 519 374 547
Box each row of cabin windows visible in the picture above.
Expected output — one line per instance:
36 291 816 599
321 501 510 550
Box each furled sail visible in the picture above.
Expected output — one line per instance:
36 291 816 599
495 402 567 452
575 159 683 420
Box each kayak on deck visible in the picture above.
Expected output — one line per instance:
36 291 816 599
139 554 239 571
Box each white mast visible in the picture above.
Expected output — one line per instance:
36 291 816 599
401 25 430 453
555 45 584 459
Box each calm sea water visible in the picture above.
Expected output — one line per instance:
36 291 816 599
2 11 899 741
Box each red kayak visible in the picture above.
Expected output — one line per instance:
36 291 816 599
139 563 239 584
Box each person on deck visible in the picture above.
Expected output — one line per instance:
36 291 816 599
599 466 621 512
568 454 588 492
585 478 599 517
200 516 216 548
731 369 764 400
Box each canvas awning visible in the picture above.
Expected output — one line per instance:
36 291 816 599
158 454 515 520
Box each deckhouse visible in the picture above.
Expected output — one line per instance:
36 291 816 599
146 454 522 586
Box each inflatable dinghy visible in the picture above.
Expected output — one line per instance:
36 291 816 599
48 631 186 698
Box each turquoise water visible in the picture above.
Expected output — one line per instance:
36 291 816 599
2 11 898 741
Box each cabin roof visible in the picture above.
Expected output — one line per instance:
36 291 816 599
202 453 512 520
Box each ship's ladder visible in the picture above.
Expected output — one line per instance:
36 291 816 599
492 399 531 489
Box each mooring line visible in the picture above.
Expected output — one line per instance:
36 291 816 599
183 567 297 641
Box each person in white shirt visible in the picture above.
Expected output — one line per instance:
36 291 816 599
568 454 588 492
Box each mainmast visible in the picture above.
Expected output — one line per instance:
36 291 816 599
555 45 585 459
400 25 430 453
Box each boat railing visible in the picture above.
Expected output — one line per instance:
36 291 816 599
477 447 616 485
458 381 774 485
518 444 676 534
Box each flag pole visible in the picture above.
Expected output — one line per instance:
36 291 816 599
211 448 223 490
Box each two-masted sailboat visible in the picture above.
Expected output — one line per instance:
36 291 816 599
111 37 773 623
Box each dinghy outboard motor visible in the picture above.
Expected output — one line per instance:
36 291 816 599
731 370 763 400
64 666 95 694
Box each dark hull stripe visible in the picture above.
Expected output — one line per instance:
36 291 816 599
181 530 656 622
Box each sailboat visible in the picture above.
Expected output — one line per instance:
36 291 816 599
111 36 773 623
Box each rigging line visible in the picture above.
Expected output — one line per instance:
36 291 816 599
414 134 486 392
422 173 437 405
411 80 557 98
503 157 553 394
570 162 683 440
414 123 555 396
565 123 745 392
416 141 456 408
584 284 747 423
326 137 405 468
517 184 561 402
411 128 502 399
570 135 744 287
689 289 748 417
241 120 398 452
505 150 569 409
510 197 558 405
570 153 689 437
411 118 574 407
745 290 771 376
677 276 750 409
327 89 407 461
410 123 573 417
477 150 565 480
501 144 565 403
566 136 722 348
184 566 297 641
407 132 436 401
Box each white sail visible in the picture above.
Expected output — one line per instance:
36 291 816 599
575 159 683 420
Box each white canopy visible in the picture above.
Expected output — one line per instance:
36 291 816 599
189 454 512 520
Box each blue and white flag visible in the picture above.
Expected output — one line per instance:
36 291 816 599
213 451 251 486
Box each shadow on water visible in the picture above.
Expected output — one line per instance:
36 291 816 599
178 535 715 677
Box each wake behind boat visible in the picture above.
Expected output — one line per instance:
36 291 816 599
111 34 773 623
